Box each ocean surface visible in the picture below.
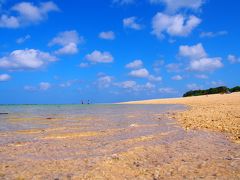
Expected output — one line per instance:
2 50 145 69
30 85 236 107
0 104 184 132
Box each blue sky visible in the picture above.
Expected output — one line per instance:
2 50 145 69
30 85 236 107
0 0 239 104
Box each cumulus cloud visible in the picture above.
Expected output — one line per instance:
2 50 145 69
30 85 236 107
79 62 89 68
24 82 51 91
179 43 207 59
16 34 31 44
150 0 204 12
166 63 182 72
0 15 19 28
59 79 80 88
195 74 208 79
129 68 149 78
148 75 162 81
123 16 142 30
116 80 137 89
187 83 202 90
115 81 155 91
152 13 201 38
0 1 59 28
0 74 11 81
125 59 143 69
200 31 228 38
227 54 240 64
153 59 164 72
97 75 114 88
189 57 223 72
0 49 57 70
39 82 51 90
85 50 114 63
49 30 83 55
99 31 115 40
179 43 223 72
55 43 78 55
24 85 37 91
171 75 183 80
128 67 161 81
158 87 176 93
144 82 156 89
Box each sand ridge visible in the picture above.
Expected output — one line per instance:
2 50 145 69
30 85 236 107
122 92 240 142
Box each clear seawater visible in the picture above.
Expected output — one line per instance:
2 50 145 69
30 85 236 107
0 104 184 132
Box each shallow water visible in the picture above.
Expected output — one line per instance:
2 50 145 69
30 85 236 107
0 104 239 179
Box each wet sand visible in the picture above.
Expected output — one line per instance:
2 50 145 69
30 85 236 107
123 92 240 142
0 104 240 179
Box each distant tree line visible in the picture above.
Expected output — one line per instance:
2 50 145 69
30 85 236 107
183 86 240 97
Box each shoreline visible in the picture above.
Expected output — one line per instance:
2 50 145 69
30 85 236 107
121 92 240 142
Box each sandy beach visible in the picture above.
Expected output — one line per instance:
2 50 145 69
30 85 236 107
122 92 240 142
0 103 240 179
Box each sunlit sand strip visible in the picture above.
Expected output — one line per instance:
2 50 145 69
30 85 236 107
117 131 176 145
8 117 47 122
41 124 163 140
41 131 101 140
16 129 45 134
40 127 127 140
15 127 72 135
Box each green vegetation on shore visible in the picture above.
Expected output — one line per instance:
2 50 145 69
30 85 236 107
183 86 240 97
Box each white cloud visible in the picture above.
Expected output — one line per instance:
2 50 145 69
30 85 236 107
179 43 207 59
99 31 115 40
0 1 59 28
85 50 114 63
97 75 114 88
129 68 149 78
158 87 176 93
49 30 81 46
16 34 31 44
115 81 155 91
127 64 162 81
0 74 11 81
166 63 182 72
179 43 223 72
55 43 78 55
24 85 37 91
12 1 58 22
39 82 51 90
25 82 51 91
49 30 83 55
59 79 80 88
144 82 156 89
148 75 162 81
227 54 240 64
116 80 137 89
189 57 223 72
195 74 208 79
125 59 143 69
150 0 204 12
200 31 228 38
0 15 19 28
123 16 142 30
0 49 57 70
153 60 164 72
79 62 89 68
113 0 135 5
187 83 202 90
171 75 183 80
152 12 201 38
